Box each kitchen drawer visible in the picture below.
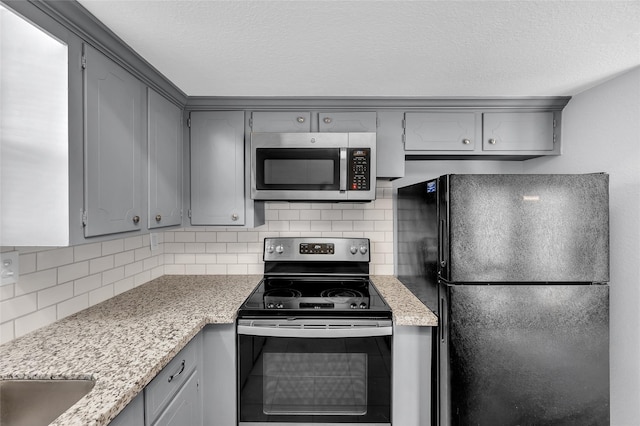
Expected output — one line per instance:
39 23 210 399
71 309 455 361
145 334 202 422
151 370 201 426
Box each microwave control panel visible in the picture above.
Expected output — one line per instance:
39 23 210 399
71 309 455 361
348 148 371 191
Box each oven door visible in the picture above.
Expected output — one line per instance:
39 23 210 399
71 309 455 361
237 318 392 426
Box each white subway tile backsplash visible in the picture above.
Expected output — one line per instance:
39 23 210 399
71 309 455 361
14 269 57 296
58 261 89 284
124 236 144 251
102 266 125 285
37 282 74 309
1 321 15 344
89 285 113 306
89 255 114 275
74 242 102 262
1 293 37 323
57 294 89 319
37 248 74 270
102 238 124 256
15 306 56 338
18 253 36 274
1 180 395 343
74 274 102 295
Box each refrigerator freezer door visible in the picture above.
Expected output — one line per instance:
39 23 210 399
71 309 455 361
445 284 609 426
444 174 609 283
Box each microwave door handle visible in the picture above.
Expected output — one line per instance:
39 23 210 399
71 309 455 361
339 148 347 192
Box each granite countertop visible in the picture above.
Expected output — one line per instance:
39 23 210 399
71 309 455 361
0 274 436 425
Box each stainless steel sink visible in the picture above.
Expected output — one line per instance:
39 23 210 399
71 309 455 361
0 379 95 426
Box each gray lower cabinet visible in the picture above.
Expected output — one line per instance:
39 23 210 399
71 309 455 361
202 324 236 426
404 111 558 156
190 111 247 226
393 326 433 426
144 333 203 426
109 393 144 426
148 88 183 229
83 43 146 238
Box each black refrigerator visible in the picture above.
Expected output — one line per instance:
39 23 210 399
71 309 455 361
396 174 610 426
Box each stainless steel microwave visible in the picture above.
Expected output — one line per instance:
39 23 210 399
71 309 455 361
251 132 376 201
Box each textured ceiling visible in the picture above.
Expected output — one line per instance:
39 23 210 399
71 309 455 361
76 0 640 97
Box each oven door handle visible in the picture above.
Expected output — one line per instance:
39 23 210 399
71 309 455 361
237 323 392 338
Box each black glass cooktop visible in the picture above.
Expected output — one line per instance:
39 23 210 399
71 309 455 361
239 277 392 318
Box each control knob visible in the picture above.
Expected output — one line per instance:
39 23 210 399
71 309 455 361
350 303 358 309
267 303 275 309
359 245 368 255
359 302 368 309
276 302 284 309
266 245 275 254
350 246 358 255
275 245 284 254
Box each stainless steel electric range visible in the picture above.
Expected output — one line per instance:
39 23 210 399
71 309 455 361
237 237 392 426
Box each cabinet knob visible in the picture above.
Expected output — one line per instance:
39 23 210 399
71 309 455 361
323 117 332 124
488 138 497 145
132 215 140 224
462 139 471 145
296 116 305 123
155 214 162 222
231 213 239 221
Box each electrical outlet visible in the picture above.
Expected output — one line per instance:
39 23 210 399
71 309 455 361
150 233 159 251
1 251 20 286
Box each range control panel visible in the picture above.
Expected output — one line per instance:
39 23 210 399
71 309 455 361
299 243 335 255
264 237 370 262
348 148 370 191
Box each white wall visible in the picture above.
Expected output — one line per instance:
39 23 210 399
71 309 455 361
524 67 640 425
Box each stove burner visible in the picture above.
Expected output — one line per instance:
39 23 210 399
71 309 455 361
321 288 364 301
264 288 302 299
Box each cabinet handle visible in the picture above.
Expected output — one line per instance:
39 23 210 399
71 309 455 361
296 116 305 123
323 117 332 124
155 214 162 222
488 138 497 145
462 139 471 145
132 215 140 224
231 213 239 221
168 360 185 383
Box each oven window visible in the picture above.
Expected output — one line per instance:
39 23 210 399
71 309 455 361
256 148 340 190
238 335 391 423
263 353 367 415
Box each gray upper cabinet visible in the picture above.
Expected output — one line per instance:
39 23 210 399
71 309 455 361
403 110 559 156
483 112 555 151
404 112 479 151
250 111 311 132
318 112 377 132
83 43 145 238
190 111 245 226
148 89 183 229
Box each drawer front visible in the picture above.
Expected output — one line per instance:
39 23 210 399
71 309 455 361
151 371 202 426
145 334 201 422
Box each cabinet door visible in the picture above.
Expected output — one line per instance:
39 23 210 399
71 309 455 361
152 372 202 426
110 393 144 426
404 112 477 151
318 112 377 132
250 111 311 132
84 44 145 237
483 112 555 151
190 111 245 225
148 89 182 229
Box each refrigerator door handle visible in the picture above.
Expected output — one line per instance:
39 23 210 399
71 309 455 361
439 219 446 268
440 295 447 343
